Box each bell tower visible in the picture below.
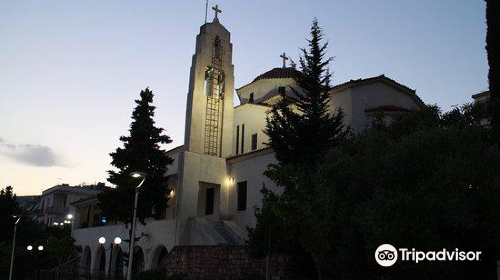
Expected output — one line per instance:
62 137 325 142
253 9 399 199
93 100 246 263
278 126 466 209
184 7 234 158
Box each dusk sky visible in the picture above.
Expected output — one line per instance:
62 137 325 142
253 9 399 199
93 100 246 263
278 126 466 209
0 0 488 195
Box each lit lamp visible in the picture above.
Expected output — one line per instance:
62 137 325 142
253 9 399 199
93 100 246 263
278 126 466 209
37 246 44 251
27 245 33 251
98 237 106 245
98 236 123 280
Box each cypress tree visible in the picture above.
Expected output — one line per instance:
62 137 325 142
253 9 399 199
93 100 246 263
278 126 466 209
98 88 173 228
249 19 346 279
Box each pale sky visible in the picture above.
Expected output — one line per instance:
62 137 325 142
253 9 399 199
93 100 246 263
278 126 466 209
0 0 488 195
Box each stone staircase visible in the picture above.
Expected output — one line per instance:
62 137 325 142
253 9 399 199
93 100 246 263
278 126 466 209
180 217 247 245
211 220 244 245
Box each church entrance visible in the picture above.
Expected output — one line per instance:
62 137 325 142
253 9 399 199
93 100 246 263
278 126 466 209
198 182 220 221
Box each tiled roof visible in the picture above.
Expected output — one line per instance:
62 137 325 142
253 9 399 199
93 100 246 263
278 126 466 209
237 67 299 90
252 67 298 83
332 74 425 107
471 90 490 99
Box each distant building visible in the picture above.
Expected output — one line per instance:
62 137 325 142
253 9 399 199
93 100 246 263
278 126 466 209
38 183 108 226
471 90 491 126
472 90 490 103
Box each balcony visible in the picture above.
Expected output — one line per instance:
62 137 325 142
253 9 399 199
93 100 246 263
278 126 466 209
45 205 69 214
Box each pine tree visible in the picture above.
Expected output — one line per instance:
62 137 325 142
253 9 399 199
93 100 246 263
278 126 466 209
265 18 345 168
249 19 346 279
0 186 20 241
98 88 173 228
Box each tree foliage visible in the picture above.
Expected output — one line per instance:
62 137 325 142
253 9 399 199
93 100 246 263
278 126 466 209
485 0 500 138
315 104 500 279
98 88 174 226
0 186 20 241
0 186 79 280
249 19 346 279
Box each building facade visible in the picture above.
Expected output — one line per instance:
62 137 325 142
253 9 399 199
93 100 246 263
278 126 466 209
71 12 425 277
38 183 107 226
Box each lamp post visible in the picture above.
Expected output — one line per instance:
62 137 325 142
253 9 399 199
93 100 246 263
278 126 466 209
8 216 21 280
98 236 123 280
66 214 74 236
127 172 147 280
27 244 44 280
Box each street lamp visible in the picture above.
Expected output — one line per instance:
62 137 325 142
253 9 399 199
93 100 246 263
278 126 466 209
99 236 123 280
66 214 74 236
127 171 147 280
98 237 106 245
8 216 21 280
27 244 45 280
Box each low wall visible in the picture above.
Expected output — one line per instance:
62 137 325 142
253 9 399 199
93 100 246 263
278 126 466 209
163 246 289 279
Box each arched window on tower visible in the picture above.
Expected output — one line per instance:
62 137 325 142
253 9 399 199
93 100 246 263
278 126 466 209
214 36 222 59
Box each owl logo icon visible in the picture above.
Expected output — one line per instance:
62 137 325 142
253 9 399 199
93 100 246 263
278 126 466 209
375 244 398 267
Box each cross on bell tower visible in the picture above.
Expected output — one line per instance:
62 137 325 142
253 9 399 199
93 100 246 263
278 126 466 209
212 5 222 21
280 52 289 68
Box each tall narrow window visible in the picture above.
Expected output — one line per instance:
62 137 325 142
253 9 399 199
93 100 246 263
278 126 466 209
237 181 247 211
214 36 222 59
236 125 240 155
249 93 254 103
241 124 245 154
205 188 215 215
251 133 258 151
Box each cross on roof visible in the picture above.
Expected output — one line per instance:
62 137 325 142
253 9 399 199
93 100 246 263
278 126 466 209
212 5 222 20
280 53 289 68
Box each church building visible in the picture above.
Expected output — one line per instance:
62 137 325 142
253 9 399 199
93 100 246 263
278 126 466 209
71 7 425 277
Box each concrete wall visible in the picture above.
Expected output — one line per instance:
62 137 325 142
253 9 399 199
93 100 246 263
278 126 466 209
233 104 269 156
349 82 421 132
228 150 278 230
73 219 176 275
330 87 353 130
331 82 422 132
176 151 231 243
237 77 295 103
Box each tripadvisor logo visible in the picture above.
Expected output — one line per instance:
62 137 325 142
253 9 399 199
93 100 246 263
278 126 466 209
375 244 482 267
